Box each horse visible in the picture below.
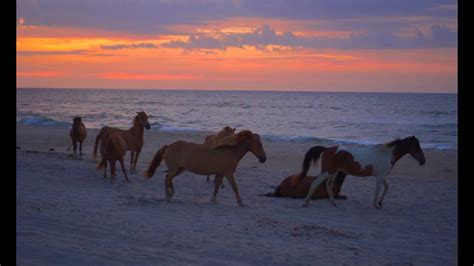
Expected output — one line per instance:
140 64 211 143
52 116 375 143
203 126 236 186
144 130 267 207
93 111 150 172
261 171 347 200
67 116 87 156
301 136 426 209
96 129 129 183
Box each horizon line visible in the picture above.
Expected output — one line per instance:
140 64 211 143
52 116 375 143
16 87 458 94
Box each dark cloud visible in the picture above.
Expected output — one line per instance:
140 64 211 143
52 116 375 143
162 24 457 51
16 50 87 56
100 42 157 50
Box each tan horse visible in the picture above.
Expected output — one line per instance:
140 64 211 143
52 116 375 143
67 116 87 156
96 129 129 183
203 126 236 185
93 111 150 172
144 130 267 207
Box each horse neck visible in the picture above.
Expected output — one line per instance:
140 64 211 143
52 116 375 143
232 141 251 162
128 122 144 137
390 144 409 166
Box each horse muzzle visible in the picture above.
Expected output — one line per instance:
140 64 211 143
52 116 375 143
145 124 151 130
259 157 266 163
419 159 425 166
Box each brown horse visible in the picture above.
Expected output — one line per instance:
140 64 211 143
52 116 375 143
262 172 347 200
144 130 267 207
96 129 129 183
67 116 87 156
93 111 150 172
301 136 426 209
203 126 236 185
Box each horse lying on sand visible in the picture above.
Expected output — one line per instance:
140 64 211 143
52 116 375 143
96 128 129 183
203 126 236 186
261 172 347 200
301 136 426 209
144 130 267 207
94 111 150 172
67 116 87 156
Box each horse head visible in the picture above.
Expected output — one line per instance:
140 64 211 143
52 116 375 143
406 135 426 165
244 132 266 163
136 111 151 130
72 116 82 125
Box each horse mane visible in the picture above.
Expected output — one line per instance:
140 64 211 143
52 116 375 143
386 138 403 147
210 130 253 149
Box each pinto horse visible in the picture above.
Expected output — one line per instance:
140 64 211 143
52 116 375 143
67 116 87 156
93 111 150 172
96 129 129 183
301 136 426 209
144 130 267 207
263 172 347 200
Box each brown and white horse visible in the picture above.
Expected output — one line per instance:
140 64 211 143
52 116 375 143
301 136 426 209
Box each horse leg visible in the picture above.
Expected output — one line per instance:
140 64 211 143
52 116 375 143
211 175 224 203
110 160 117 183
73 141 78 156
216 175 225 188
103 160 107 178
164 168 184 202
303 172 329 207
133 149 141 172
119 158 130 183
325 173 338 206
373 176 384 209
225 175 246 207
129 151 135 173
377 178 389 208
79 141 83 156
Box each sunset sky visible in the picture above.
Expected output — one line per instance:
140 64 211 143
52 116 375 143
16 0 457 93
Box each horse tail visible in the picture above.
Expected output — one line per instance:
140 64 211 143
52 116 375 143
93 127 107 160
144 145 168 179
96 158 107 170
299 146 326 180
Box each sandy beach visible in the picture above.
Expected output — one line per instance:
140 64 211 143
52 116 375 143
16 125 457 265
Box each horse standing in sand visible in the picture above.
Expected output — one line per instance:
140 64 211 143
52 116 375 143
262 171 348 200
93 111 150 172
96 129 129 183
301 136 425 209
144 130 267 207
203 126 236 186
67 116 87 156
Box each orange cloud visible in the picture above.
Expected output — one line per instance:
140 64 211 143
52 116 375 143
17 71 64 78
97 72 201 81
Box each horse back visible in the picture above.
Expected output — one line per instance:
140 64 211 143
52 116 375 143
275 174 345 199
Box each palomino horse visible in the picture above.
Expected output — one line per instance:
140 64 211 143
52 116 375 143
93 111 150 172
144 130 267 207
67 116 87 156
262 171 347 200
96 128 129 183
203 126 236 185
301 136 426 209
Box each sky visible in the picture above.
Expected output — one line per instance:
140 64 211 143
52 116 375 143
16 0 457 93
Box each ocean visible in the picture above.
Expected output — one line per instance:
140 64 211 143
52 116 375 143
16 88 457 150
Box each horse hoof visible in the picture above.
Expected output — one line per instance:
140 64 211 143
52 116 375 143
238 203 247 207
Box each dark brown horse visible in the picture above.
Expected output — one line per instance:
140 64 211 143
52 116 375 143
93 111 150 172
301 136 426 209
67 116 87 156
262 172 347 200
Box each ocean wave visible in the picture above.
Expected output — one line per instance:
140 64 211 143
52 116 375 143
17 116 70 128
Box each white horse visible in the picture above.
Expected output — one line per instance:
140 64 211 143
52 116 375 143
300 136 426 209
